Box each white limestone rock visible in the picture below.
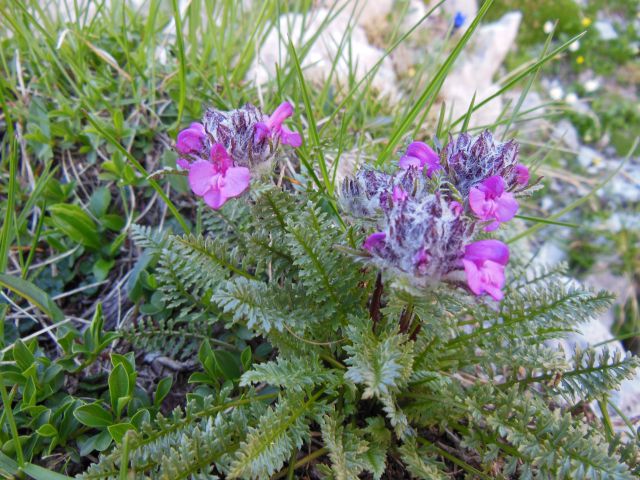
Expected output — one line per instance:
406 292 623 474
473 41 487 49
440 12 522 128
427 0 478 30
248 8 399 99
551 119 580 151
595 20 619 41
317 0 394 37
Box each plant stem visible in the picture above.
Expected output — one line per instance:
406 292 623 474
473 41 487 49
0 373 24 467
119 431 132 480
272 447 329 480
320 352 346 370
416 437 492 480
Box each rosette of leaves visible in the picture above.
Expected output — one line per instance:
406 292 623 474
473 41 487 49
82 184 640 480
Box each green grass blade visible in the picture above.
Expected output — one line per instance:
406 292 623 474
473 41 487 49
514 214 578 228
376 0 495 166
0 451 19 477
508 137 639 244
171 0 187 130
0 273 64 323
288 40 331 194
449 31 587 130
501 22 555 139
460 91 477 134
0 372 24 467
0 138 17 274
22 463 75 480
320 0 446 135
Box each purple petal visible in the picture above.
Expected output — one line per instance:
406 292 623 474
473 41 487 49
484 284 504 301
267 102 294 129
425 162 442 178
176 123 206 155
210 143 233 172
450 201 463 216
254 122 270 143
464 239 509 266
220 167 251 198
363 232 386 252
494 192 518 222
516 163 530 185
203 189 225 209
469 187 491 220
480 260 506 301
463 259 482 295
414 247 431 274
392 186 408 202
280 126 302 147
188 160 216 196
479 175 505 197
483 220 501 232
398 155 421 170
176 158 191 170
406 141 439 167
464 257 506 301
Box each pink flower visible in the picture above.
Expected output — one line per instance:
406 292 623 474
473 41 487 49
398 141 441 177
463 239 509 301
176 122 207 155
392 186 408 202
188 144 250 210
363 232 386 252
413 247 431 274
254 102 302 147
515 163 530 185
450 200 463 216
469 175 518 231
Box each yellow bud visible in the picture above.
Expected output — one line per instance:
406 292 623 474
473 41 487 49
581 17 592 27
576 55 585 64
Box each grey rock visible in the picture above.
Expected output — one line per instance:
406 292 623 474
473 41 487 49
595 20 618 41
551 119 580 151
441 12 522 128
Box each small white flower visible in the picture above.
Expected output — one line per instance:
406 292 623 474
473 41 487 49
549 86 564 101
584 79 600 92
565 93 579 104
543 20 554 34
569 40 580 52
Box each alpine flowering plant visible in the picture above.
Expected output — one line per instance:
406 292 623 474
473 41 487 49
341 130 534 301
174 101 301 209
92 106 639 480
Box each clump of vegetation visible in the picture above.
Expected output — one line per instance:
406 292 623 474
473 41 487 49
1 1 638 479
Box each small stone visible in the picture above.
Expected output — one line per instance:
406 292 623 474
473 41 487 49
565 93 579 105
551 119 580 151
584 79 601 92
577 146 601 169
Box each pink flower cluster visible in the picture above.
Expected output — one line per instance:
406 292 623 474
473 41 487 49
344 131 533 301
174 102 301 210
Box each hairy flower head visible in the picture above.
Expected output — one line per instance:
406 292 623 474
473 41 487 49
443 130 521 197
